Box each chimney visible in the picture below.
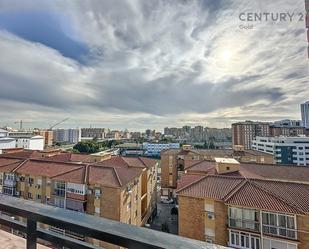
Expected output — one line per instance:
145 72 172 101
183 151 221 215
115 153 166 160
215 158 240 174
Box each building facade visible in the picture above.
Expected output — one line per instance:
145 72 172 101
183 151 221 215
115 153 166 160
301 101 309 128
232 121 270 149
81 128 108 139
252 136 309 166
34 130 53 146
143 142 180 157
0 155 158 249
160 145 274 197
53 129 81 144
177 158 309 249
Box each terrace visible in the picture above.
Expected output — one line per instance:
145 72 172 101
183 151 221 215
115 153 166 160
0 195 228 249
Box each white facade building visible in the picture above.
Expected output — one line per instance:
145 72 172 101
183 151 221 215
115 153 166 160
0 129 16 153
15 135 44 150
143 142 180 157
252 136 309 166
301 101 309 128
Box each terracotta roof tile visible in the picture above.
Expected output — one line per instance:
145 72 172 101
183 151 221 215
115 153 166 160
14 159 83 178
88 166 122 188
177 175 244 200
224 181 305 214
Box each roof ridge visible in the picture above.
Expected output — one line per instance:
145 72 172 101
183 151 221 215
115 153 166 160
12 159 29 173
84 165 90 184
249 180 305 213
223 179 247 201
0 160 23 168
176 175 208 193
29 158 88 166
184 160 205 171
235 180 305 214
51 166 85 179
112 167 122 187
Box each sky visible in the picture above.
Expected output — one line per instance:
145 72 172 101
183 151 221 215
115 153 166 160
0 0 308 131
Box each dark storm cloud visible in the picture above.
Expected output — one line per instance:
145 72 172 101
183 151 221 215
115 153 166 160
0 0 307 129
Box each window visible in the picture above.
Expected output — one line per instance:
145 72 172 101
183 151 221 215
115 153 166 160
54 181 65 197
94 188 101 198
28 192 33 199
229 207 259 231
3 186 14 196
28 178 34 185
229 230 260 249
262 212 296 239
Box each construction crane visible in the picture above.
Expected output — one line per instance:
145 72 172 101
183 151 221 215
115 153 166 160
14 120 32 130
49 118 69 130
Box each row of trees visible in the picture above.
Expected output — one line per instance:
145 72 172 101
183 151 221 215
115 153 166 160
73 140 123 153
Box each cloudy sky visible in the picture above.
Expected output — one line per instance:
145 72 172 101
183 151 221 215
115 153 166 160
0 0 308 131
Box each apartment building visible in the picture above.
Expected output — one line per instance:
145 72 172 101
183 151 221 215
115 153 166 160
53 128 81 144
81 128 108 139
0 154 158 248
160 145 274 197
232 121 270 149
177 158 309 249
301 101 309 128
252 136 309 166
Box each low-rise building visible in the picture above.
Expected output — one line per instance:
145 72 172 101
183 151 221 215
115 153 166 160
0 129 16 153
34 130 53 146
8 132 44 151
252 136 309 166
143 142 180 157
177 158 309 249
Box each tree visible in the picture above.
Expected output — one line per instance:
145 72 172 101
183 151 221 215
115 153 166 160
209 141 215 149
73 141 100 153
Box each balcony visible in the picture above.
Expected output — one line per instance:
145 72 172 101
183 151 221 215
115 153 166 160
0 195 229 249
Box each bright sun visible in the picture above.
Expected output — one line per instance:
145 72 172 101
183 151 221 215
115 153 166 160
221 50 232 62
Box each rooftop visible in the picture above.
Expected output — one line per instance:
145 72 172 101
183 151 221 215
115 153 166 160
184 160 309 183
0 155 157 187
177 175 309 214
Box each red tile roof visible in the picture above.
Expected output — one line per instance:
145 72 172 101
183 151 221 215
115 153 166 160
184 160 309 183
177 175 244 200
92 156 157 170
14 159 85 178
0 155 155 189
177 175 309 214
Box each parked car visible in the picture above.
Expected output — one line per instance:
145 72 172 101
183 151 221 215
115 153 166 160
160 196 174 204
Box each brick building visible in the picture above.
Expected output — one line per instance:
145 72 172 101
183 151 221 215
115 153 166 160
160 145 274 197
0 153 158 249
177 158 309 249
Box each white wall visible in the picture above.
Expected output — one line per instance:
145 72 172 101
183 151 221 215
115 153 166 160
0 138 16 154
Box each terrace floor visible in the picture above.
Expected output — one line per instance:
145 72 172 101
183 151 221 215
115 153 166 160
0 230 49 249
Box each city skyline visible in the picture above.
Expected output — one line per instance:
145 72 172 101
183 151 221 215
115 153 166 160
0 0 308 130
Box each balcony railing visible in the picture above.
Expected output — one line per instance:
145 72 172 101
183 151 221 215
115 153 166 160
0 195 229 249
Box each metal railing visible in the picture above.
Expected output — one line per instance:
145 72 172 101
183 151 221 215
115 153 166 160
0 195 229 249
